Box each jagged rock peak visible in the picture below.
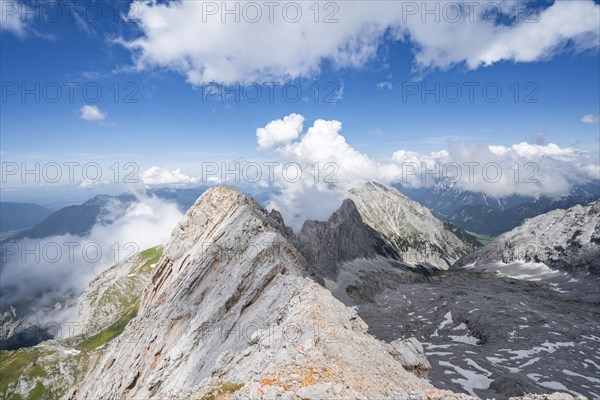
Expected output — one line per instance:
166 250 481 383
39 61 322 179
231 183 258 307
348 181 410 198
298 198 397 280
141 185 301 308
167 186 269 256
345 181 471 269
345 182 437 223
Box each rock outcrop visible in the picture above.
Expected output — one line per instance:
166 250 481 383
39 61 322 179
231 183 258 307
456 200 600 275
386 337 431 378
298 199 397 279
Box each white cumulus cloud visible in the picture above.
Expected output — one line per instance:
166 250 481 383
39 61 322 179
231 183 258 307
257 113 305 151
581 114 600 124
255 113 599 229
408 0 600 70
0 0 28 37
140 166 200 185
121 0 600 84
79 105 107 123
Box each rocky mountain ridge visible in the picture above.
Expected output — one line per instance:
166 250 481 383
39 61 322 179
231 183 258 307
455 200 600 276
298 198 397 280
0 184 595 400
72 186 446 399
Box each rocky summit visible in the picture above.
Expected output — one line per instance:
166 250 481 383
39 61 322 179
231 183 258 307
345 182 472 269
298 182 474 281
73 186 441 399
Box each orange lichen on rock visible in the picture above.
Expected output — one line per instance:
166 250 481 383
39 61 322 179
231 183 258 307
258 367 335 391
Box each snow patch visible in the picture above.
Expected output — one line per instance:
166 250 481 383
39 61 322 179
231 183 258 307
439 360 493 396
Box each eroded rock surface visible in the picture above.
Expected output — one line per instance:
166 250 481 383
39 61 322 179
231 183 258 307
346 182 472 269
456 200 600 275
74 187 438 399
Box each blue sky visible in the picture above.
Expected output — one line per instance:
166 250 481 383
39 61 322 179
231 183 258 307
1 0 599 205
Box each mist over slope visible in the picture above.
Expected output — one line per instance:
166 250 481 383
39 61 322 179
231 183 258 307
0 195 183 350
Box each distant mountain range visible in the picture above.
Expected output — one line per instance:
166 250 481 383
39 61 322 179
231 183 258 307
4 181 598 246
396 182 532 217
446 192 600 236
0 202 54 233
3 178 599 249
397 181 600 236
1 186 281 244
1 187 209 242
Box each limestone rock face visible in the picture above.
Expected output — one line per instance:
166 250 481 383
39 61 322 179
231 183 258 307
74 187 435 399
297 182 473 281
193 277 435 400
298 199 397 279
456 200 600 275
386 337 431 378
345 182 472 269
